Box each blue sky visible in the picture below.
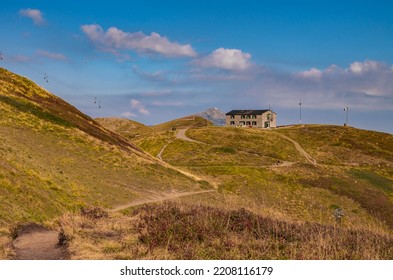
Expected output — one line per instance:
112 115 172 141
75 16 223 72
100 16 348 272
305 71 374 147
1 0 393 133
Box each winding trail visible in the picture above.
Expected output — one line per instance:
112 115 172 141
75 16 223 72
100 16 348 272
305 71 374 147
175 128 205 144
11 189 216 259
157 142 170 161
155 128 218 186
157 128 204 161
10 129 312 260
111 189 215 212
274 132 318 165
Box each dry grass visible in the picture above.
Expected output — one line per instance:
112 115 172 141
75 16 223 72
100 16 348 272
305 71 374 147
0 227 13 259
57 203 393 260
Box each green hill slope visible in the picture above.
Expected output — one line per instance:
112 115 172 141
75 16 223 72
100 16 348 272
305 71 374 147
95 117 152 140
130 116 212 157
0 68 207 226
112 121 393 233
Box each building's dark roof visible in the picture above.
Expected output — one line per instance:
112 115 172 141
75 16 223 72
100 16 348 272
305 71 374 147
226 109 274 116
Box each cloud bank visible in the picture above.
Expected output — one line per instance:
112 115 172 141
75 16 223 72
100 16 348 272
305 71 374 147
81 24 197 57
239 60 393 110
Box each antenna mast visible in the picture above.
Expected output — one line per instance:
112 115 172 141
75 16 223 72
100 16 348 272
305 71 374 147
299 99 302 124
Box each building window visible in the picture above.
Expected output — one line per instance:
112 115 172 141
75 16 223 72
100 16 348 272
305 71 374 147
230 121 235 125
241 115 245 119
239 121 245 126
246 121 251 125
246 115 250 119
252 121 257 126
230 115 235 119
252 115 257 119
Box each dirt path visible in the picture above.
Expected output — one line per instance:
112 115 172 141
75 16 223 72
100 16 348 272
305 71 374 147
111 189 215 212
157 142 170 160
274 132 318 165
157 128 203 161
155 128 217 185
11 189 215 259
12 223 67 260
175 128 205 144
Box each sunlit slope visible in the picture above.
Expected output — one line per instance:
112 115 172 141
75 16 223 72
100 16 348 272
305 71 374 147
95 117 152 140
277 125 393 169
0 68 139 151
152 115 212 133
0 68 205 225
133 124 393 232
131 116 212 157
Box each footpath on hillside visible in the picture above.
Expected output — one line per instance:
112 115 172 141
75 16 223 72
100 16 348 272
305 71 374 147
11 189 215 259
158 127 317 168
157 128 205 161
273 132 318 165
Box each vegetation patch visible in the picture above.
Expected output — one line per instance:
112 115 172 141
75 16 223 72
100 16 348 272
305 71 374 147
299 172 393 229
59 203 393 260
349 169 393 196
0 95 73 128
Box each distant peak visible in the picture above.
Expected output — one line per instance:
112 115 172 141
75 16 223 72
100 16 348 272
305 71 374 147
196 107 226 126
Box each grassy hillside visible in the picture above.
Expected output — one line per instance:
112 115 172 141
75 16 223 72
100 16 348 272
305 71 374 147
110 122 393 235
0 67 207 227
186 126 392 229
1 67 392 259
152 115 212 133
132 116 212 157
95 117 152 140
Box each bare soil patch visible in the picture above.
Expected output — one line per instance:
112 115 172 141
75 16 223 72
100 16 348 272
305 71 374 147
12 223 67 260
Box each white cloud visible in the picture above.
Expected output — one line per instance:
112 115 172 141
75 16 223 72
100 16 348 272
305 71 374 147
19 9 45 25
348 60 384 74
81 24 197 58
36 49 66 60
194 48 251 71
130 99 149 115
297 67 322 79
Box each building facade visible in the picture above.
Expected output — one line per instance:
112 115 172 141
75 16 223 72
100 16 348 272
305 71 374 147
225 110 277 128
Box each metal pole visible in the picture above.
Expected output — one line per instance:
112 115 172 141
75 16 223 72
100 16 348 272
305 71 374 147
299 99 302 124
346 107 349 126
344 107 349 126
